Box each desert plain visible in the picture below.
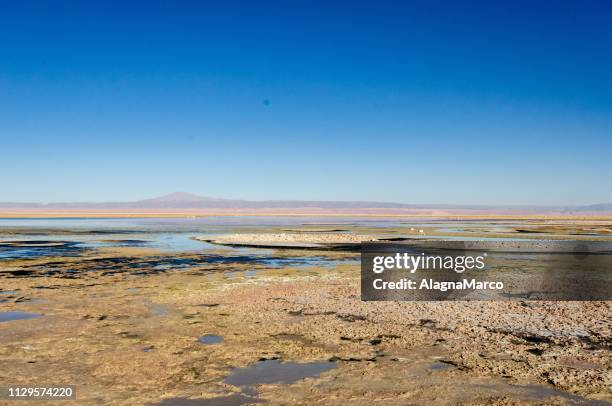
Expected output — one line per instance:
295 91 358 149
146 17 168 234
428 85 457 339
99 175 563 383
0 215 610 405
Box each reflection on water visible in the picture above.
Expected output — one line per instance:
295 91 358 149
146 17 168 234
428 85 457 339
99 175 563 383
0 311 42 323
155 393 264 405
0 234 217 259
0 240 84 259
224 359 336 386
152 358 336 405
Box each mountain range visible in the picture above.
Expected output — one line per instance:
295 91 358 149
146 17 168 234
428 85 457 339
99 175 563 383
0 192 611 214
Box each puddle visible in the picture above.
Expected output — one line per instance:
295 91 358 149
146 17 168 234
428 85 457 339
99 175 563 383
0 311 42 323
0 290 18 295
428 361 456 371
244 270 257 277
155 393 264 405
224 359 336 387
198 334 223 345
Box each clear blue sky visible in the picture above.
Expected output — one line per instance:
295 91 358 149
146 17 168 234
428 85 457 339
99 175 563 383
1 1 611 205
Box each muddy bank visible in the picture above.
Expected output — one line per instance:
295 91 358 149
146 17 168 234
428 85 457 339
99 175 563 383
198 233 381 250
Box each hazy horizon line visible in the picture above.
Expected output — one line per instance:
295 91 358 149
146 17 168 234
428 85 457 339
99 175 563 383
0 191 610 209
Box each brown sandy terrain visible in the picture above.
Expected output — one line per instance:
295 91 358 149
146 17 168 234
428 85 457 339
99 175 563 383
1 230 610 405
0 253 612 405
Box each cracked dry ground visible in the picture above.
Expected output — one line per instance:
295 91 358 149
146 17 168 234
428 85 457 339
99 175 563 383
0 249 610 405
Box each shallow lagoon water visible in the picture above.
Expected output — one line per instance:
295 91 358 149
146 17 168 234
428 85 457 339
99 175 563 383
0 240 84 259
2 216 609 259
0 311 42 323
0 217 362 267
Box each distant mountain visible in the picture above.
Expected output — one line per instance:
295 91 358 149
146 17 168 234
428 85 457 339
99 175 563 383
135 192 237 207
0 192 611 214
148 192 217 202
129 192 415 209
566 203 612 212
